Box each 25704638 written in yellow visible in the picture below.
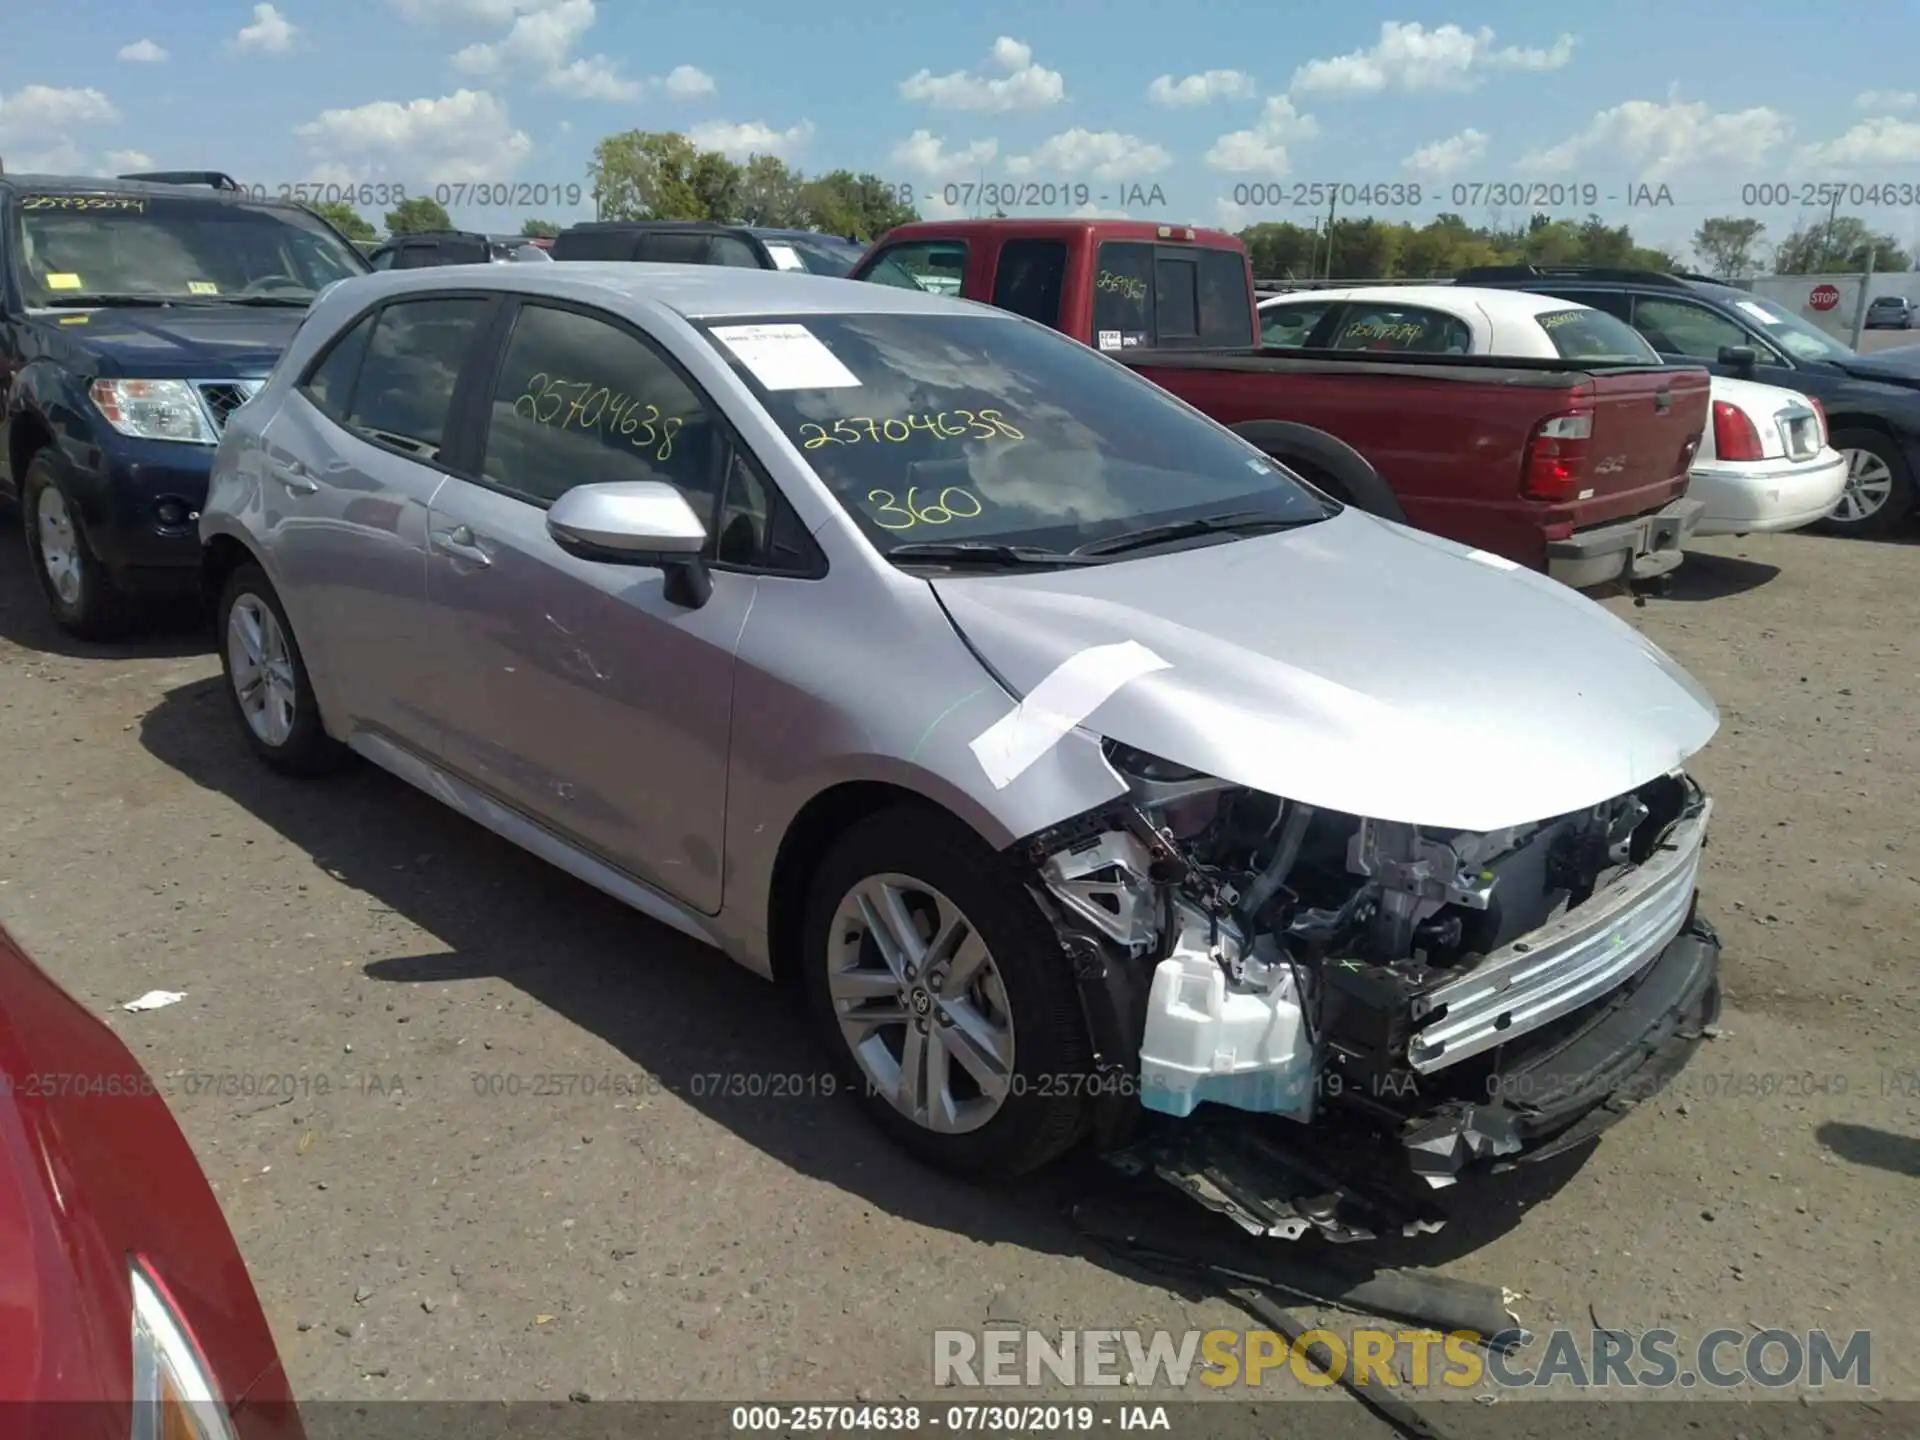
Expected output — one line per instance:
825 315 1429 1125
797 410 1024 449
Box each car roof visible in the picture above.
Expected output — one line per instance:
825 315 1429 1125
1261 285 1594 325
326 260 999 321
0 171 304 210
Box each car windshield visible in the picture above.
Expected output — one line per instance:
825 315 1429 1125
15 192 369 306
760 234 865 277
1724 293 1854 361
1536 307 1662 363
696 311 1332 557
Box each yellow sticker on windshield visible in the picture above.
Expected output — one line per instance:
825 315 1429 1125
188 281 219 295
59 315 89 325
46 273 82 290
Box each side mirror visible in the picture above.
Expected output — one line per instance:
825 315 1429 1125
546 481 712 607
1718 344 1757 373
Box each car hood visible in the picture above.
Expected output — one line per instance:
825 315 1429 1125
930 510 1719 832
38 304 306 377
1828 345 1920 386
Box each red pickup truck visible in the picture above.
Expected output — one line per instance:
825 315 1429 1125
850 219 1711 587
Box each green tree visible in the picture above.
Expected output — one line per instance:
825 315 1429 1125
519 217 561 237
385 196 453 234
1774 216 1911 274
309 201 375 241
735 154 805 227
1692 217 1767 278
590 130 714 220
798 169 917 240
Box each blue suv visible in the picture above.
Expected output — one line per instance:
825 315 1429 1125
0 170 370 637
1458 265 1920 538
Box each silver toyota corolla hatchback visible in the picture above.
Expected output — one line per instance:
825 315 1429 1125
201 263 1724 1224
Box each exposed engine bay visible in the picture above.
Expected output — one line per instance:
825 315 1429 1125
1023 740 1719 1239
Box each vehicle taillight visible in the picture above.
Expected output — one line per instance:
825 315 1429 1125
1522 410 1593 501
1711 400 1765 462
1807 396 1827 445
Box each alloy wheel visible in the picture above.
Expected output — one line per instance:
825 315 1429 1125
1833 448 1895 523
35 487 84 607
826 874 1015 1134
227 595 299 748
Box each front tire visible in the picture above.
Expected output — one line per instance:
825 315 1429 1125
801 807 1092 1178
216 563 347 774
1820 430 1914 538
22 454 133 640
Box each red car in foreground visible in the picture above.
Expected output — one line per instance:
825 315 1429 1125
0 922 303 1439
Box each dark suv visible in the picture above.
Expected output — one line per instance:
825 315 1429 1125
1457 264 1920 536
549 220 866 275
367 230 553 268
0 169 370 636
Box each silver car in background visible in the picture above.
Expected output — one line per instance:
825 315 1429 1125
200 264 1724 1220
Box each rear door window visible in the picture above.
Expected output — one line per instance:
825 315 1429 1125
637 232 717 264
707 234 764 268
340 296 495 461
1325 303 1471 353
1092 241 1154 350
991 239 1068 327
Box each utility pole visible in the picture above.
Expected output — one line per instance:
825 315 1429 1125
1821 187 1843 272
1324 190 1338 280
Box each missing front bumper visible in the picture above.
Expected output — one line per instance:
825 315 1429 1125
1115 905 1722 1240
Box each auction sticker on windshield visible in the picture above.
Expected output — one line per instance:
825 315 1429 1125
46 274 82 290
710 323 861 390
1735 300 1782 324
766 246 806 272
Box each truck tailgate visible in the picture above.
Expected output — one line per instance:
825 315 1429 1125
1574 367 1710 521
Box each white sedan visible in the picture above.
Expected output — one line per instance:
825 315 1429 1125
1258 285 1849 537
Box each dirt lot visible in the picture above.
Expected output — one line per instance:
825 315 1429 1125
0 522 1914 1418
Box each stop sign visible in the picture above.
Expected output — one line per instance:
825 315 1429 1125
1809 283 1841 311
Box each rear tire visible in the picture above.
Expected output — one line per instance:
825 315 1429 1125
216 563 348 775
1819 430 1914 538
22 454 134 640
801 806 1091 1178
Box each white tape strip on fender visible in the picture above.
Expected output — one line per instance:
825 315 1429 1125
970 641 1171 790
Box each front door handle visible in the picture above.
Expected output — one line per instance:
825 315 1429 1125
270 458 318 495
431 524 493 566
1654 391 1673 414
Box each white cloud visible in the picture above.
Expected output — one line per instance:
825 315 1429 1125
890 128 998 177
0 85 120 172
1855 89 1919 111
1798 117 1920 168
0 85 120 134
294 89 533 183
389 0 533 23
1148 70 1257 106
451 0 592 73
1006 128 1170 181
545 54 642 102
1290 22 1574 98
899 36 1064 113
1401 127 1489 179
663 64 715 99
686 118 812 161
117 38 169 62
1204 95 1319 177
1068 201 1130 219
1214 197 1253 231
1522 91 1790 178
231 3 298 54
916 190 967 220
105 148 154 171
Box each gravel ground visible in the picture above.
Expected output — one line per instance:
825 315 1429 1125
0 523 1914 1420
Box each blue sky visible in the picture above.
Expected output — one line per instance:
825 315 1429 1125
5 0 1920 263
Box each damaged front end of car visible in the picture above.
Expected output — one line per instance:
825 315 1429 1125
1020 740 1722 1242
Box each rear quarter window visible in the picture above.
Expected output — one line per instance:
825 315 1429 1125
1536 307 1662 363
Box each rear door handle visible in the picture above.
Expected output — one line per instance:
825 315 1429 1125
430 524 493 566
270 458 318 495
